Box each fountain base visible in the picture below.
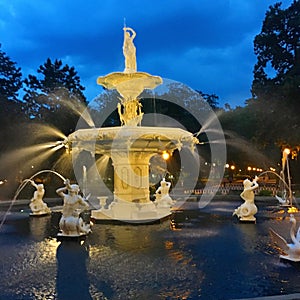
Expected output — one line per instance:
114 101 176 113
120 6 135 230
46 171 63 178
91 202 172 224
57 231 90 238
30 211 51 217
239 216 256 223
280 255 300 262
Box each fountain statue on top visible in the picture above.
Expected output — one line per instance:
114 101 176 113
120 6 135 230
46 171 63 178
66 26 199 223
123 27 137 73
29 180 51 216
56 179 91 237
97 27 162 127
233 176 259 222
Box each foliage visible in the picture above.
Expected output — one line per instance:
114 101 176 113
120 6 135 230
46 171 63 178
23 58 87 134
218 1 300 179
0 45 25 152
196 90 219 110
251 0 300 148
0 44 23 102
252 1 300 93
89 89 120 127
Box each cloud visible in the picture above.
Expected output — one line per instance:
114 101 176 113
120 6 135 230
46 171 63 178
0 0 294 106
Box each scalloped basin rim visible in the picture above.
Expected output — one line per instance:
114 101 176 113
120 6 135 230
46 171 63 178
67 126 199 143
97 71 163 90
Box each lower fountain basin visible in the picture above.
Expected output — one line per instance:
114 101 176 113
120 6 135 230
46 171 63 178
1 196 300 299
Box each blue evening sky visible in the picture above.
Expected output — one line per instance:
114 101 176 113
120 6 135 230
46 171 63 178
0 0 294 107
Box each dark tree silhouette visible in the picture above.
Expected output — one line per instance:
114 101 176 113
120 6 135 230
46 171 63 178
23 58 87 134
252 0 300 107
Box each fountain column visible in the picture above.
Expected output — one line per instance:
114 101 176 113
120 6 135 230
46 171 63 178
112 151 153 202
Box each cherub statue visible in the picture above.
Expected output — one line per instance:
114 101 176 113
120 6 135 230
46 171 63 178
154 178 175 208
29 180 51 216
56 179 91 236
233 176 259 222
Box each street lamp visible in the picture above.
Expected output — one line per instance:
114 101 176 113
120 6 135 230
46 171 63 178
282 148 293 205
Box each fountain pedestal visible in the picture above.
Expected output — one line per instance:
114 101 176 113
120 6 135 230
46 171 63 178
112 150 152 202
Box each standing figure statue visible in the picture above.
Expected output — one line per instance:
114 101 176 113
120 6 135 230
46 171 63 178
56 179 91 237
123 27 137 73
233 176 259 222
29 180 51 216
154 178 175 208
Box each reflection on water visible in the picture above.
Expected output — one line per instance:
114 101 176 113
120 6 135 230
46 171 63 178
56 240 92 300
29 215 51 240
0 198 300 299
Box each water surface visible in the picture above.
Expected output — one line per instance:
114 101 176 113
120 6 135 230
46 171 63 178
1 197 300 299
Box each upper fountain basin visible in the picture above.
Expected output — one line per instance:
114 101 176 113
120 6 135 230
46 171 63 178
97 72 163 100
66 126 199 154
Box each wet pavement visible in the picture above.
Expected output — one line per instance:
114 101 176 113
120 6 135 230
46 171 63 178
1 196 300 299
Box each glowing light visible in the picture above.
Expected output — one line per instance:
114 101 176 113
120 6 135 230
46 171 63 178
162 151 170 160
230 165 235 170
283 148 291 155
225 164 229 168
247 166 252 171
288 206 298 213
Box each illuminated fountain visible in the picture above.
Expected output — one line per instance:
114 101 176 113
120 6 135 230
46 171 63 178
270 214 300 262
28 180 51 216
64 27 199 223
56 179 91 237
275 148 294 206
258 147 296 209
233 176 259 222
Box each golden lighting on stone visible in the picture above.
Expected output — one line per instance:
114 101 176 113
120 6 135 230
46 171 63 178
162 151 170 160
288 206 299 213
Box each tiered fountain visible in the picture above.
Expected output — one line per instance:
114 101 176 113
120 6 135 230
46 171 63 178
64 27 199 223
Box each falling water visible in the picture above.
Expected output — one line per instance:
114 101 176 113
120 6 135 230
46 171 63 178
61 96 95 128
0 170 66 230
258 170 288 190
194 110 224 137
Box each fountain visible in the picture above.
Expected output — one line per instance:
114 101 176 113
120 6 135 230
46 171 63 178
270 214 300 262
153 177 175 208
233 176 259 222
275 147 294 206
56 179 91 237
258 147 297 212
64 27 199 223
28 180 51 216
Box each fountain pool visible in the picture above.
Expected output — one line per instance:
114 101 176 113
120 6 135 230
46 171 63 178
1 196 300 299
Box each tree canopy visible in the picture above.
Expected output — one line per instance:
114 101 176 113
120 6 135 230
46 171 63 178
252 0 300 105
250 0 300 148
0 44 22 102
23 58 87 134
